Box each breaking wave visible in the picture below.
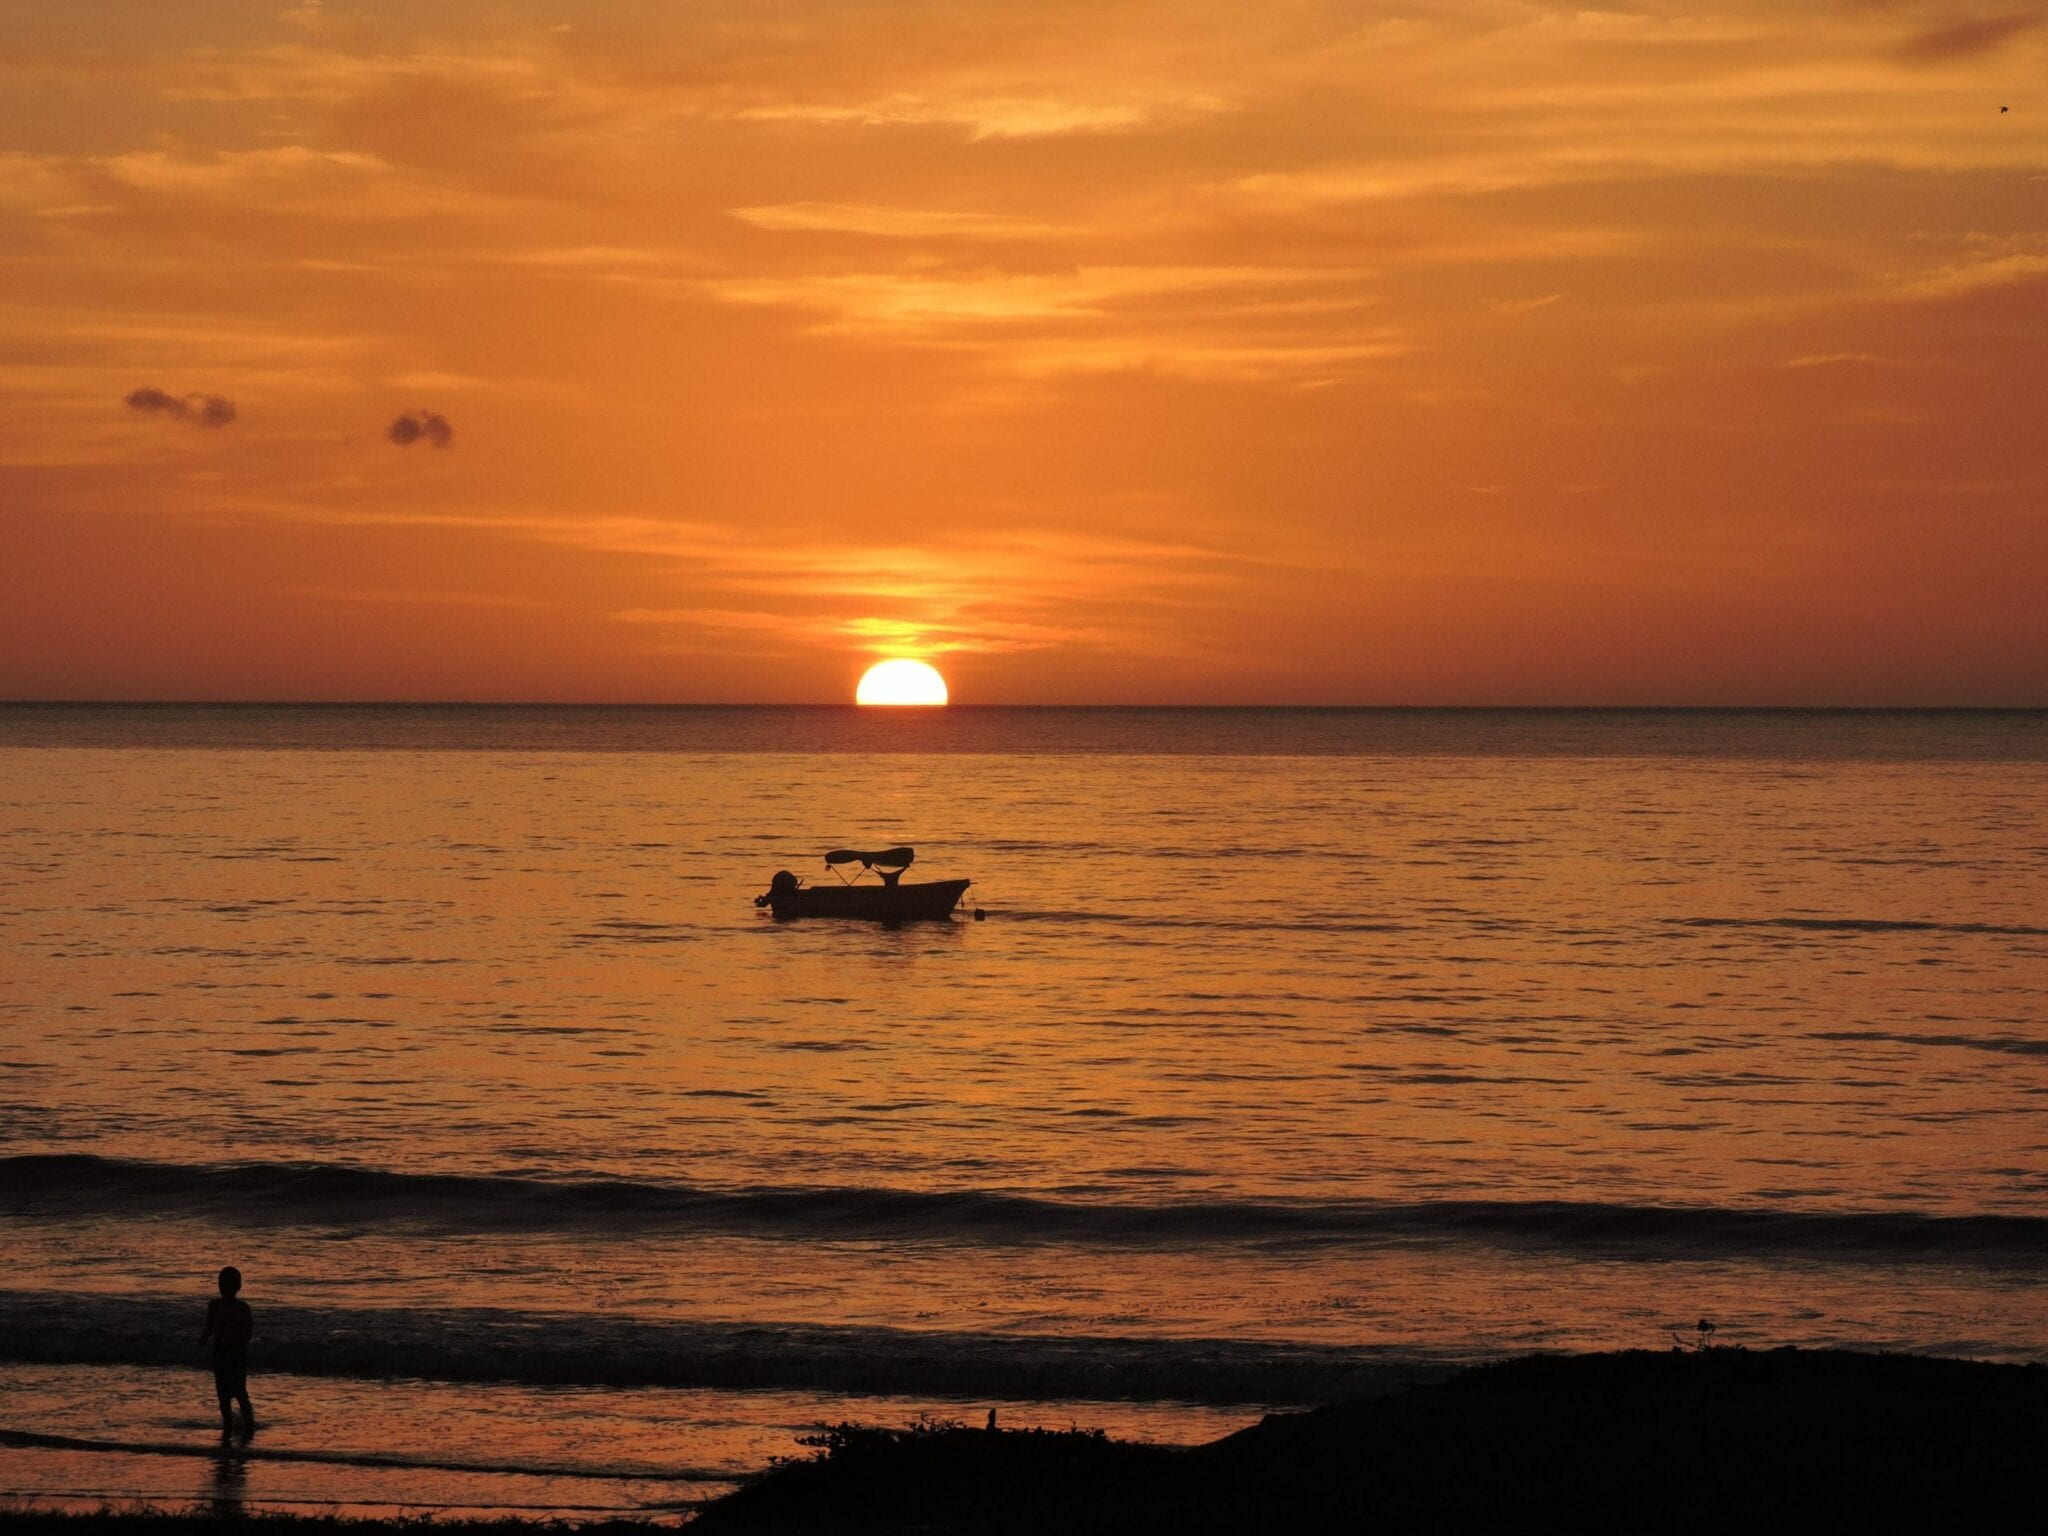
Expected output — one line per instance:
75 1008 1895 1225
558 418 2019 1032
5 1155 2044 1262
0 1291 1422 1405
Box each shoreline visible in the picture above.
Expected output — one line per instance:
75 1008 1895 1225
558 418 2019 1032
5 1348 2042 1532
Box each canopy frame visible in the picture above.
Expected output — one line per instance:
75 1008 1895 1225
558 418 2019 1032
823 846 915 886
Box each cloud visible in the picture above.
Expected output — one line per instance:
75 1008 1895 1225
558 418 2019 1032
730 203 1059 240
123 387 237 427
727 89 1230 141
1783 353 1902 369
293 585 550 608
1486 293 1566 317
388 410 453 447
1894 11 2048 64
698 264 1396 380
277 505 1247 662
1896 245 2048 299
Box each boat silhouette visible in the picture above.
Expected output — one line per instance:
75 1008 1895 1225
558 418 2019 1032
755 846 971 921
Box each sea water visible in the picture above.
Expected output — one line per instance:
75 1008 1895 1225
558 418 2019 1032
1 706 2043 1516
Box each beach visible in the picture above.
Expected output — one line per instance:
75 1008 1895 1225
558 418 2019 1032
2 705 2043 1519
5 1349 2045 1531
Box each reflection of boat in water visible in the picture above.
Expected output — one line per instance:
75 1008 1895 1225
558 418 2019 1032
755 846 971 922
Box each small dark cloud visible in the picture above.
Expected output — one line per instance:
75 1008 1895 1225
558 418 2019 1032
124 387 237 427
388 410 453 448
1896 11 2046 63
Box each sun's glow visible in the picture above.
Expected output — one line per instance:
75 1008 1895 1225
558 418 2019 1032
856 658 949 706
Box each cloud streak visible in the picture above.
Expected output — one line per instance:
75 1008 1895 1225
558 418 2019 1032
1894 11 2047 64
123 388 237 427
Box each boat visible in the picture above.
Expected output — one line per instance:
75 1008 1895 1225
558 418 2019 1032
755 846 971 922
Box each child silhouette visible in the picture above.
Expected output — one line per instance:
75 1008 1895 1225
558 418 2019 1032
200 1265 256 1435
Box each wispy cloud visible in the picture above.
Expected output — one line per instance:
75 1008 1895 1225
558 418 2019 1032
1486 293 1566 317
1895 240 2048 299
1894 11 2048 64
704 265 1360 326
700 263 1396 379
731 203 1060 239
275 504 1246 660
726 87 1230 140
1783 352 1903 369
294 585 552 608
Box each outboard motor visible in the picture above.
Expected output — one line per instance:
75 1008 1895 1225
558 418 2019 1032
754 869 800 909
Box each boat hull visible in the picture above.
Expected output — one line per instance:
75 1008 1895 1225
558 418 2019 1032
764 878 970 922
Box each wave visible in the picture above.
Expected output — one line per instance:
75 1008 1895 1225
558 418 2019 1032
1672 916 2048 938
4 1155 2045 1263
998 908 1414 934
1811 1030 2048 1058
0 1291 1422 1405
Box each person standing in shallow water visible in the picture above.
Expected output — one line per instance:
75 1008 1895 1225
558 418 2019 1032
201 1266 256 1435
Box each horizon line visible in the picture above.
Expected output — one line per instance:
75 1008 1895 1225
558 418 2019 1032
4 700 2045 714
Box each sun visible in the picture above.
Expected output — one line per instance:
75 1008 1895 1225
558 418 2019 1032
856 658 949 706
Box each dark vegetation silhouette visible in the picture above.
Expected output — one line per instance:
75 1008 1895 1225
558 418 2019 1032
1671 1315 1717 1350
693 1349 2048 1535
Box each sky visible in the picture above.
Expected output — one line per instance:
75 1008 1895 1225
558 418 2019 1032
2 1 2044 705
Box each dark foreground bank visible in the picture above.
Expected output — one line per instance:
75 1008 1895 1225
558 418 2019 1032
4 1350 2042 1533
699 1347 2045 1534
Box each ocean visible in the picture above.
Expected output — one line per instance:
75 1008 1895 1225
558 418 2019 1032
2 705 2043 1517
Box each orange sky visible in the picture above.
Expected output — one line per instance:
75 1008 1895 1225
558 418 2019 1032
2 1 2044 703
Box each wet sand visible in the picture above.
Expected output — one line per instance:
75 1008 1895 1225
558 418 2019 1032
5 1349 2042 1532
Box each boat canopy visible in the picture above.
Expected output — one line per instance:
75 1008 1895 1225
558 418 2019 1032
824 846 914 871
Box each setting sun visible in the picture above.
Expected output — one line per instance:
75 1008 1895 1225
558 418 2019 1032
856 659 949 706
